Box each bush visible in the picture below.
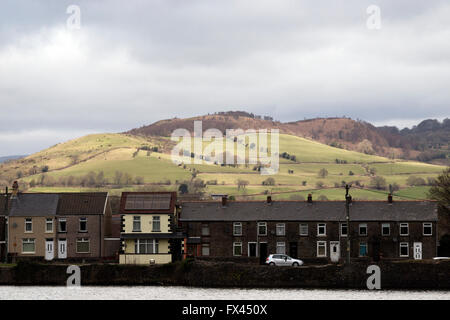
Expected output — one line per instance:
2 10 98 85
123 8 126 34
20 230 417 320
406 176 427 186
318 168 328 178
369 176 387 190
315 181 325 188
317 195 329 200
262 177 275 186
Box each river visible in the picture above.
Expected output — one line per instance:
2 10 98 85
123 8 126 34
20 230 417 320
0 286 449 300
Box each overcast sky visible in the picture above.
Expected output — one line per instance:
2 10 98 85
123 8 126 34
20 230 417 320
0 0 449 156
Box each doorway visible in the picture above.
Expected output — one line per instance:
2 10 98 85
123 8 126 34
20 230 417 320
289 242 298 259
414 242 422 260
45 239 54 261
248 242 257 257
58 239 67 259
330 241 340 263
259 242 267 264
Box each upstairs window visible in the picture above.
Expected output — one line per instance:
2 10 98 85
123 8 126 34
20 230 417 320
79 218 87 232
133 216 141 232
317 223 326 236
257 222 267 236
381 223 390 236
276 223 285 236
25 218 32 233
59 218 67 233
400 223 409 236
299 224 308 236
45 218 53 233
152 216 161 232
423 223 432 236
340 223 348 237
233 222 242 236
359 224 368 236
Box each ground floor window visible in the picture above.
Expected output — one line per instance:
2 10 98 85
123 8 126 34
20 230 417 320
202 243 210 256
135 239 159 254
359 242 368 257
233 242 242 256
276 242 286 254
22 238 35 253
400 242 409 257
317 241 327 257
76 238 90 253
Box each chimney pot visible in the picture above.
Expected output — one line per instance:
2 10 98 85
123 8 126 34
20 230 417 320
307 194 312 203
267 196 272 204
388 194 393 203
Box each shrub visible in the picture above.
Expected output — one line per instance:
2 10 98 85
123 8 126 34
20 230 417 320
369 176 387 190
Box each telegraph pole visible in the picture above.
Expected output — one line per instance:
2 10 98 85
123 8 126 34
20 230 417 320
345 184 351 265
3 187 8 263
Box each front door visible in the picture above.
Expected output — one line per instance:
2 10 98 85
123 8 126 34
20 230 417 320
58 239 67 259
248 243 257 257
259 243 268 264
330 241 340 263
289 242 298 259
414 242 422 260
45 239 54 261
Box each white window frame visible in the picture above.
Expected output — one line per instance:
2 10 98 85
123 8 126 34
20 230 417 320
58 218 67 233
45 218 53 233
22 238 35 253
423 223 432 236
400 223 409 236
340 223 348 237
257 222 267 236
381 223 390 236
135 239 159 254
76 238 90 253
276 223 286 236
79 217 88 232
317 241 327 257
359 223 368 236
132 216 141 232
400 242 409 257
201 243 210 256
201 224 210 236
152 216 161 232
317 223 326 236
276 242 286 254
24 218 33 233
233 242 242 256
299 223 308 236
233 222 242 236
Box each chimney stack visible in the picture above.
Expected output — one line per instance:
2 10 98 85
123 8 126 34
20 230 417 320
388 193 393 203
11 181 19 199
267 196 272 204
307 194 312 203
221 196 227 207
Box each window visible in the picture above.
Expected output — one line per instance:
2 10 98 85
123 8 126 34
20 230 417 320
400 242 409 257
45 218 53 233
135 239 159 254
400 223 409 236
317 223 326 236
423 223 432 236
152 216 161 232
133 216 141 232
76 238 90 253
340 223 348 237
25 218 32 233
58 218 67 232
258 222 267 236
233 222 242 236
22 238 35 253
359 223 368 236
202 243 210 256
299 223 308 236
276 242 286 254
359 242 368 257
276 223 285 236
381 223 390 236
79 218 87 232
201 224 210 236
317 241 327 257
233 242 242 256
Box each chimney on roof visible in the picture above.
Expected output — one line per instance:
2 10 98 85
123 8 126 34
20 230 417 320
388 193 393 204
307 194 312 203
11 181 19 199
221 196 227 207
267 196 272 204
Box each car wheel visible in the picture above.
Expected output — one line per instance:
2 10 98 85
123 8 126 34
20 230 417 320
292 262 299 267
269 262 275 266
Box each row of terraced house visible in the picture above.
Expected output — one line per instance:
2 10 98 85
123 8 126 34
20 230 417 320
0 187 447 264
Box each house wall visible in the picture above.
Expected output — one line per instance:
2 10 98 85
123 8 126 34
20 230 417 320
8 216 56 257
123 214 171 233
182 220 437 260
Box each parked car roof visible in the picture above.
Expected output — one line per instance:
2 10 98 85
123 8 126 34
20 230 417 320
179 200 437 222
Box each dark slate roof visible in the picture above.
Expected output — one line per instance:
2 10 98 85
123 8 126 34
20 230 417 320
57 193 108 215
179 201 438 222
0 196 8 215
9 194 59 217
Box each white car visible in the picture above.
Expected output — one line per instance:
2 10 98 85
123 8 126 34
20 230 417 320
265 254 304 266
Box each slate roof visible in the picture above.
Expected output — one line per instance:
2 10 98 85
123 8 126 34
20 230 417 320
120 192 177 214
57 192 108 215
9 194 59 217
179 200 438 222
0 196 9 215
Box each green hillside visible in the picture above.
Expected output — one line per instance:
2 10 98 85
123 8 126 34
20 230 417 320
4 132 445 201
